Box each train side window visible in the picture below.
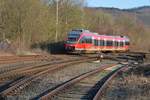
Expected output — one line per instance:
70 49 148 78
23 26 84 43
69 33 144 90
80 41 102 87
85 36 92 43
87 39 92 43
79 37 85 43
79 39 85 43
100 40 104 46
106 40 113 46
125 41 130 45
120 42 123 47
79 36 92 44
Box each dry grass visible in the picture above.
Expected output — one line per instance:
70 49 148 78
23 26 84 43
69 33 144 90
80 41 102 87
102 69 150 100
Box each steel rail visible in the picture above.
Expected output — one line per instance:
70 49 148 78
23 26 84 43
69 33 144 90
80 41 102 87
39 64 117 100
93 65 129 100
0 57 89 81
0 55 49 64
0 57 96 96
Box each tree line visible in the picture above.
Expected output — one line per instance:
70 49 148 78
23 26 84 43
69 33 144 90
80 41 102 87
0 0 149 52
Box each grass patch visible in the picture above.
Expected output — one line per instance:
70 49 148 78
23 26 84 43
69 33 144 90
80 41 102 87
102 65 150 100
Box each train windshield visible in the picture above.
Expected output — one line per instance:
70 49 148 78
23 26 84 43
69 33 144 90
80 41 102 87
67 31 81 44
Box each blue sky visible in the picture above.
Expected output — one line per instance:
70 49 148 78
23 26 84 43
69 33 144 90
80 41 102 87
86 0 150 9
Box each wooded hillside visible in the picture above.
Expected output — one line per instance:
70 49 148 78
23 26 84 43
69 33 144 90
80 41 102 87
0 0 149 53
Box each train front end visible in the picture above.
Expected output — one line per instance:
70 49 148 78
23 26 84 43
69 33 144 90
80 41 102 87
64 29 81 52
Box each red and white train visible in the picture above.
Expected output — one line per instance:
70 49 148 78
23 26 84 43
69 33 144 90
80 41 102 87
64 29 130 53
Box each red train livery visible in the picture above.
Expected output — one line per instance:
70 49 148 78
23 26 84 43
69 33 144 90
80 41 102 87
64 29 130 53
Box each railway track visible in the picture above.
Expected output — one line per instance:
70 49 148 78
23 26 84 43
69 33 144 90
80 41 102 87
0 55 92 77
0 56 96 98
33 53 143 100
31 64 125 100
1 58 94 82
0 60 69 82
0 61 46 74
0 55 90 82
93 66 129 100
0 52 146 100
0 55 50 65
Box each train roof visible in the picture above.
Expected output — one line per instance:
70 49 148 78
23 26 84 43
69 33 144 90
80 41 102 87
71 29 90 33
68 29 129 41
81 32 129 41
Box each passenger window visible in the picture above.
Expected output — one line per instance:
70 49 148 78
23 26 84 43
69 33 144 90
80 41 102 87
82 40 85 43
125 41 129 45
100 40 104 46
79 38 84 43
106 41 113 46
79 36 92 44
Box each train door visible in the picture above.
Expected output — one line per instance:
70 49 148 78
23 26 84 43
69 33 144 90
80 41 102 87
98 37 100 52
123 40 126 50
106 40 113 51
92 37 95 46
77 36 86 50
118 40 121 50
120 41 124 50
100 39 105 51
78 36 92 51
114 40 119 51
125 40 130 51
113 39 115 50
104 39 106 51
84 36 92 50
